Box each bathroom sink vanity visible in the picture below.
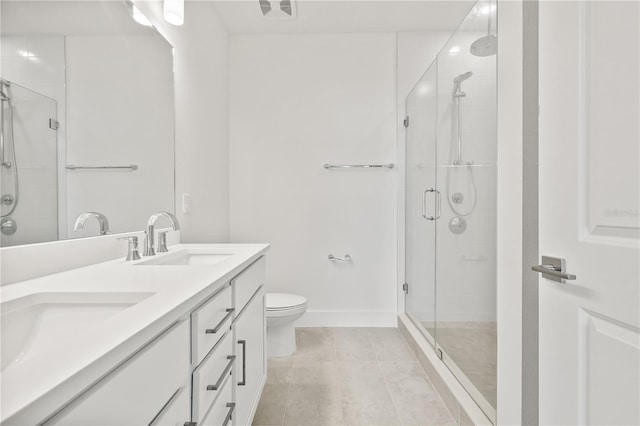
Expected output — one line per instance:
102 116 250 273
0 243 269 426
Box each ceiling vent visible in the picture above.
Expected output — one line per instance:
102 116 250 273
259 0 297 20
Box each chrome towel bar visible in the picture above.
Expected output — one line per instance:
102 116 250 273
66 164 138 171
323 163 394 169
328 254 352 261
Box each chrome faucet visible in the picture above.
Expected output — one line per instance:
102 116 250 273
73 212 110 236
143 211 180 256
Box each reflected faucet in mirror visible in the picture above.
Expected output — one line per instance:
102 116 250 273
143 211 180 256
73 212 110 236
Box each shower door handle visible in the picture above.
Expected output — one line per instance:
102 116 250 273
422 188 441 221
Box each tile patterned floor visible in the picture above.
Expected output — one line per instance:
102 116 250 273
423 322 497 409
253 328 457 426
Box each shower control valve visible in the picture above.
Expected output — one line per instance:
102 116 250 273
1 194 14 205
1 217 17 236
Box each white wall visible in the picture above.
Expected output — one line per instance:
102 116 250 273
229 34 398 326
65 35 174 239
133 0 230 243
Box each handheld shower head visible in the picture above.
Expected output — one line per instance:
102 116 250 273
452 71 473 96
0 79 11 102
454 71 473 84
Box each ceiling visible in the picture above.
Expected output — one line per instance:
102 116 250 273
211 0 476 34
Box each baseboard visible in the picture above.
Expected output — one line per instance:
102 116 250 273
398 314 493 426
295 310 398 327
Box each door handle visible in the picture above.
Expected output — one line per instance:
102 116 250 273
206 355 235 391
422 188 440 221
238 340 246 386
205 308 234 334
222 402 236 426
532 256 577 283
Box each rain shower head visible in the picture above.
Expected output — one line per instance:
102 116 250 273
470 34 497 57
470 2 497 57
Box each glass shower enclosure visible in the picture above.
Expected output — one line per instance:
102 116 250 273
0 81 59 246
404 1 497 421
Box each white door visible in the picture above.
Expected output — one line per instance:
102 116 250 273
539 1 639 425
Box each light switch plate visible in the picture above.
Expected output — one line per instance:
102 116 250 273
182 193 192 214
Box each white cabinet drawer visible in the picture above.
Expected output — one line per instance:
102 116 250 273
233 257 265 313
47 321 190 426
201 375 234 426
149 386 190 426
192 330 234 424
192 283 233 366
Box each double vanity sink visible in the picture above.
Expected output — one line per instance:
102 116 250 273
1 291 154 372
135 248 234 266
0 243 269 425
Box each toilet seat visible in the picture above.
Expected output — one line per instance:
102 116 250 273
266 293 307 311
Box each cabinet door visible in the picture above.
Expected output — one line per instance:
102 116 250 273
149 386 191 426
233 286 266 426
46 321 190 426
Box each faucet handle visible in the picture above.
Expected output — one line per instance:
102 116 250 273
118 236 142 261
143 230 155 257
157 231 169 253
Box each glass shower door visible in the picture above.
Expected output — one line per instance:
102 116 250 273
0 81 58 246
404 61 438 344
434 1 497 420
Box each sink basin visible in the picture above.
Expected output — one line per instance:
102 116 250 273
136 249 233 266
0 292 153 372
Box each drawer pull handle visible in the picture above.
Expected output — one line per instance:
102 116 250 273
205 308 235 334
206 355 235 391
238 340 247 386
223 402 236 426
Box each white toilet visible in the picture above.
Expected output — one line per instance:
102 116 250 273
266 293 307 358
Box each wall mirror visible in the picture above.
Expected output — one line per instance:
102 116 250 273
0 1 175 247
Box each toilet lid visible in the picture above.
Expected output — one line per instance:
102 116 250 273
266 293 307 310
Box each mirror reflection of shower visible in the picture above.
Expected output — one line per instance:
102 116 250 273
1 78 20 233
447 71 478 222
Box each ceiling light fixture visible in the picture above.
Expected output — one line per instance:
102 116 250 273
164 0 184 26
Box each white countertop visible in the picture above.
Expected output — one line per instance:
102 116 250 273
0 243 269 425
